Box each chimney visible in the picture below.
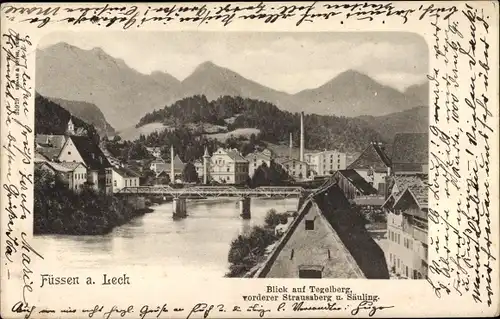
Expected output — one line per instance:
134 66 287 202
289 133 293 158
300 112 305 162
170 145 175 184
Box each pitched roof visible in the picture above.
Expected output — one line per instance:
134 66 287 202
43 161 84 173
35 135 66 148
36 146 62 160
255 185 365 278
392 133 429 164
245 150 272 161
348 142 391 171
255 183 389 279
353 196 386 206
225 149 248 162
114 166 140 178
336 169 378 195
35 150 49 162
275 157 307 165
67 136 111 170
167 155 185 170
384 174 428 209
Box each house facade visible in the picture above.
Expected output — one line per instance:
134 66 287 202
305 150 347 177
58 135 113 194
255 184 389 279
275 157 308 180
112 167 140 193
347 142 391 195
210 148 249 184
149 159 168 174
37 161 88 192
383 174 428 279
245 149 273 177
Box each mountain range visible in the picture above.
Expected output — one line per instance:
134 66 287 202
36 43 428 130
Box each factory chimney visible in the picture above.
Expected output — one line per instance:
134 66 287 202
300 112 305 162
289 133 293 158
170 145 175 184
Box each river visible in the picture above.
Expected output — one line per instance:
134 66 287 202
33 198 298 278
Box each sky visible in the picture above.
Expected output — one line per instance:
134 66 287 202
38 31 428 94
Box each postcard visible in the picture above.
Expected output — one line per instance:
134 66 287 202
1 1 499 318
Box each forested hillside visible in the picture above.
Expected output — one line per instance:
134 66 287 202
137 95 385 153
35 93 100 144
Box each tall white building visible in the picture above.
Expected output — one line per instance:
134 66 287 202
305 150 347 177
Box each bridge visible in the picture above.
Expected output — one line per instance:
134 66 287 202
117 185 316 219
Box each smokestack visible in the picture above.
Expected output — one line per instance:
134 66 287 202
170 145 175 184
289 133 293 158
300 112 305 162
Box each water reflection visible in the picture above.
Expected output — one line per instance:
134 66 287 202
34 198 298 278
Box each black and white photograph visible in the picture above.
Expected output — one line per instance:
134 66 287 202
31 31 430 280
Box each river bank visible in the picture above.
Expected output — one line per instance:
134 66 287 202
225 209 291 278
34 167 154 236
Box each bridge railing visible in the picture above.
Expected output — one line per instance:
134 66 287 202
117 185 310 197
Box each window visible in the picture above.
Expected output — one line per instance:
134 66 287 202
390 253 392 262
114 180 117 187
298 265 323 278
305 219 314 230
68 151 71 155
397 233 401 245
397 258 400 268
227 167 230 172
405 266 409 277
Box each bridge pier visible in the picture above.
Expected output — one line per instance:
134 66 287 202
173 197 187 219
239 197 251 219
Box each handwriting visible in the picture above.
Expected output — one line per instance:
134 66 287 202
2 2 462 29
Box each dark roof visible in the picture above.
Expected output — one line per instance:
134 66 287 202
384 174 428 209
315 186 390 279
255 183 389 279
255 185 365 278
36 146 61 160
347 142 391 171
69 136 111 170
336 169 378 195
392 133 428 164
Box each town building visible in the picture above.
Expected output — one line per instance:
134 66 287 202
331 169 378 200
254 184 389 279
275 157 308 180
391 133 429 175
149 159 168 174
305 150 347 177
36 161 88 192
347 142 391 195
245 149 273 178
112 166 140 192
210 148 249 184
382 174 428 279
58 135 113 194
35 135 68 161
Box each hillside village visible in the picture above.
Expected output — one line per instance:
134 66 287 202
34 39 430 280
35 100 429 280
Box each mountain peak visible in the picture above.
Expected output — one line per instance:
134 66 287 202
194 61 225 72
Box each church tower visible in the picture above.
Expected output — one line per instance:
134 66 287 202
66 117 75 136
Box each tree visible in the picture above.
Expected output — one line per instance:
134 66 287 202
182 162 199 183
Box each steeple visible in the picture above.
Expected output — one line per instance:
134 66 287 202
66 117 75 136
